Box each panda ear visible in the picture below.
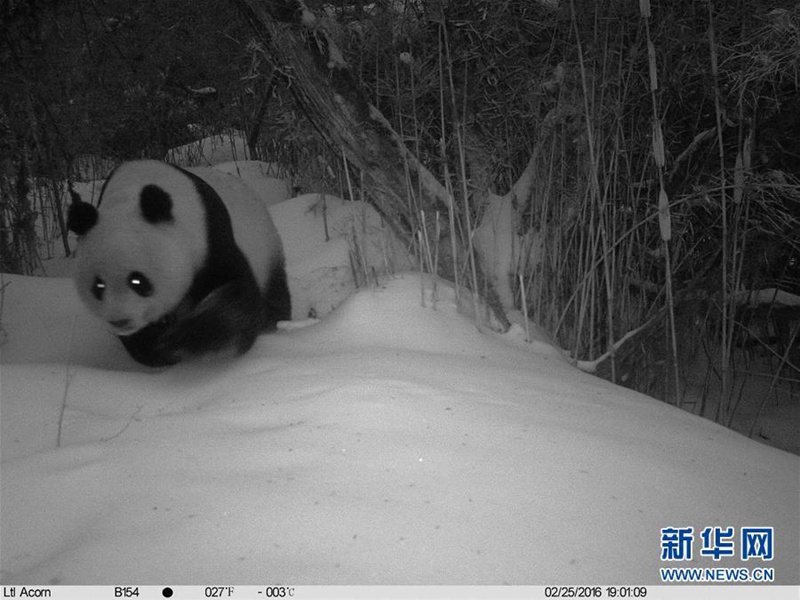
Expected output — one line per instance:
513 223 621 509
140 184 174 224
67 198 98 236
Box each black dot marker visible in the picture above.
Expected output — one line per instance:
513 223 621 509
162 588 174 598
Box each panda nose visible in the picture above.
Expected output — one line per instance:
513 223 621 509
109 318 131 329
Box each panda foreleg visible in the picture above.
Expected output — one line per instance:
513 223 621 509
121 322 180 367
158 279 262 360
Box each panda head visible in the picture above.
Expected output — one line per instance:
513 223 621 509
68 161 207 336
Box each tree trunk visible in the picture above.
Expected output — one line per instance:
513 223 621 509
233 0 514 329
233 0 450 251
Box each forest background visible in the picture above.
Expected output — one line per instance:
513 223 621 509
1 0 799 450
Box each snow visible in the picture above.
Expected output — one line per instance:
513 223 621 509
270 193 414 321
1 164 798 585
165 131 251 167
474 192 520 311
1 272 798 585
212 161 292 207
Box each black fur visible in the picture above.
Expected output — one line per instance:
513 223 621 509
120 319 177 367
262 257 292 331
67 200 99 236
140 184 174 224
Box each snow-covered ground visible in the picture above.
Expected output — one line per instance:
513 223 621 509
1 271 797 585
1 160 798 586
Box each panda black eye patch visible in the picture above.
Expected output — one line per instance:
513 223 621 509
128 271 154 297
92 276 106 300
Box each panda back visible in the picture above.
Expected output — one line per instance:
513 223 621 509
186 167 282 292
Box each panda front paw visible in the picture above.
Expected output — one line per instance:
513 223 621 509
157 283 259 359
121 321 180 367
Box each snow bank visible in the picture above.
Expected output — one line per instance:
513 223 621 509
212 161 291 207
165 131 251 167
1 273 797 585
270 193 414 321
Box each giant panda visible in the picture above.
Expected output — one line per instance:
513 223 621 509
67 159 291 367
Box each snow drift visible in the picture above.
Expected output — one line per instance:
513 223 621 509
1 272 797 585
